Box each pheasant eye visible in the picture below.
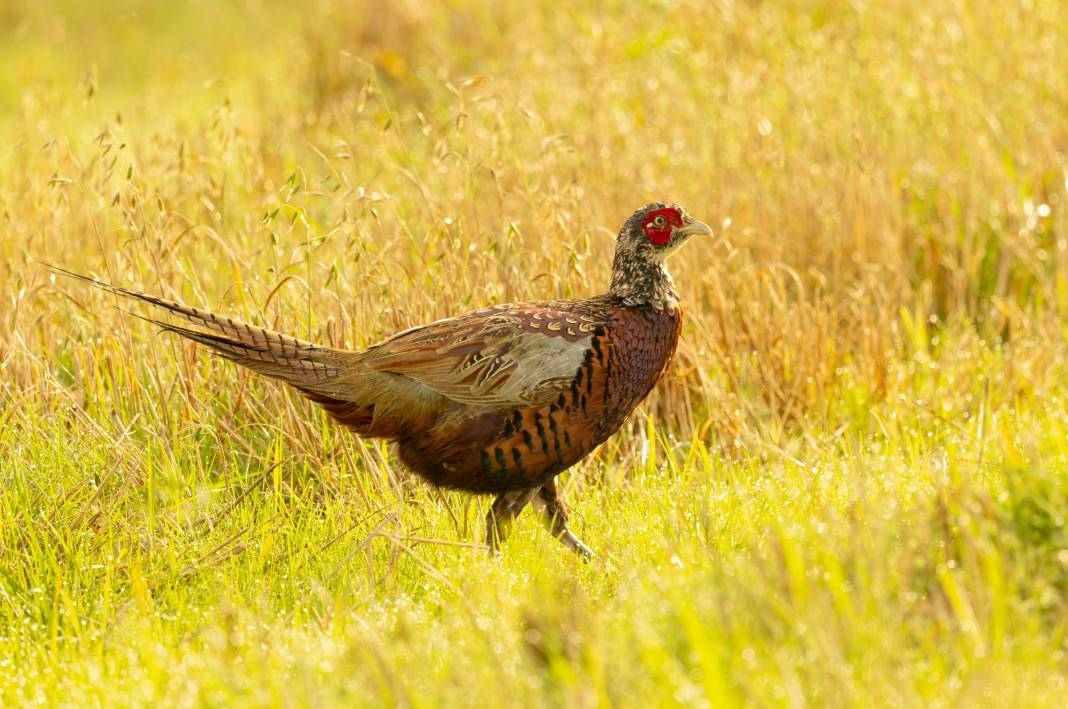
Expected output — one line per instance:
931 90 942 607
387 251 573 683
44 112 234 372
654 215 666 227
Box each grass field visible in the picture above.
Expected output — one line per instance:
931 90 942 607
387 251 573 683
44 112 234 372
2 0 1067 705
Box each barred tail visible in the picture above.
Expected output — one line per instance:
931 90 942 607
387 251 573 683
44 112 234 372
49 265 350 391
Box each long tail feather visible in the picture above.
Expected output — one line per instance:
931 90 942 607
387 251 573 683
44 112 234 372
144 315 341 379
47 265 327 358
49 265 349 390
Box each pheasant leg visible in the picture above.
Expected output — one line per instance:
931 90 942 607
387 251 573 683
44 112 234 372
535 480 595 561
485 488 539 554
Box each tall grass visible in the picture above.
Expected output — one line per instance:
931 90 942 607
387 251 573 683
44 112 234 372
1 0 1066 705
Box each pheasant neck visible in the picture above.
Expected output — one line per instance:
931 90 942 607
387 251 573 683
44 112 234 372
608 260 679 311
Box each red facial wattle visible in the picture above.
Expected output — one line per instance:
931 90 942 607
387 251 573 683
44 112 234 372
642 207 684 245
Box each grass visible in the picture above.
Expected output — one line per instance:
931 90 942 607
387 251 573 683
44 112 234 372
1 0 1067 705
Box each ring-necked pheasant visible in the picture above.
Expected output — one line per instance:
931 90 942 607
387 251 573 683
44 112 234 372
53 202 711 559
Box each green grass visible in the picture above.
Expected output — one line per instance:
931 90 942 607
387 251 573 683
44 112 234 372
1 0 1067 705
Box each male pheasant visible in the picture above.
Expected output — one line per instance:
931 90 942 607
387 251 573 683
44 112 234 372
55 202 711 559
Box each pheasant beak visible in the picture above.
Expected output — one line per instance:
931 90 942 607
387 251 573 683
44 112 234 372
675 219 713 239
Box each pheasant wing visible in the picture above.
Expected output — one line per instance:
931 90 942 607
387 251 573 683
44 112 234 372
362 302 607 407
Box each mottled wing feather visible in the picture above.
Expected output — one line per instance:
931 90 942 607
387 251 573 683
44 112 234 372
361 303 607 407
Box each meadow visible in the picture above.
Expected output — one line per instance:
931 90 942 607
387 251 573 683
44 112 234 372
1 0 1067 705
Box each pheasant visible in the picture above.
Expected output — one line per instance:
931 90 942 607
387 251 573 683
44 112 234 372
54 202 711 559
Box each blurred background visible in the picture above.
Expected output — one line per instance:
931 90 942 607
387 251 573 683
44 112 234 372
1 0 1067 704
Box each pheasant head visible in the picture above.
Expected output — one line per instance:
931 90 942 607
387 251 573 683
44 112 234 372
609 202 712 308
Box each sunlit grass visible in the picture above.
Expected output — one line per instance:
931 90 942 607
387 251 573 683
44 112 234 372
1 0 1067 705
